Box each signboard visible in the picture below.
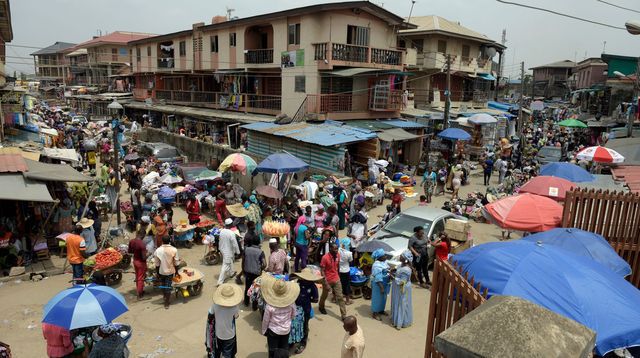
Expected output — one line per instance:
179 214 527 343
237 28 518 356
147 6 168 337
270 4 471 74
548 187 559 197
281 49 304 68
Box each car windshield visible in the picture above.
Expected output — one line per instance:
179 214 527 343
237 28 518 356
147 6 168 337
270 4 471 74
180 166 207 181
156 148 178 159
538 147 561 160
383 214 433 237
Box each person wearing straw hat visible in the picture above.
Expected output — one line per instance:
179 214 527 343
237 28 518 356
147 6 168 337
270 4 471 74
291 268 322 354
217 219 240 286
261 276 299 358
77 218 96 256
207 283 243 358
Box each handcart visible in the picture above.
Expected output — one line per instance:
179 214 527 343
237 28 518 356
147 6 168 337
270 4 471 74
84 247 132 286
173 220 196 248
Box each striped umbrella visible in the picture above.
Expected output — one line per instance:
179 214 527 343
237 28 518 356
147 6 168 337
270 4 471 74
42 284 128 330
219 153 257 175
576 146 625 163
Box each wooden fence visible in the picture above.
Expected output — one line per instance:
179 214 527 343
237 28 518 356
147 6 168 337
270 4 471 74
425 259 488 358
562 188 640 287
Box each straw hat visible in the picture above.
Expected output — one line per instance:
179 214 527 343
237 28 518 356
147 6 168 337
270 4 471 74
226 203 249 218
261 275 300 308
212 283 243 307
78 217 94 229
293 268 323 282
487 193 498 203
173 219 195 233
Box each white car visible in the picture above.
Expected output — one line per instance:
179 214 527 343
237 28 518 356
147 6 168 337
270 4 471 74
71 115 88 126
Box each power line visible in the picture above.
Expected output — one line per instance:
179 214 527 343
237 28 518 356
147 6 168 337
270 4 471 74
597 0 640 14
496 0 627 30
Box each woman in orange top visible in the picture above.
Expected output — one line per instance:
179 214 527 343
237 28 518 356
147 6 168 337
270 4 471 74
153 214 168 248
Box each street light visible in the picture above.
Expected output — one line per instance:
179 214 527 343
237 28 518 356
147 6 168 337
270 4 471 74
623 21 640 137
625 20 640 35
108 99 123 225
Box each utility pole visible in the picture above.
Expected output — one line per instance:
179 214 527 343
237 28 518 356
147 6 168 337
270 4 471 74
518 61 525 138
443 54 451 129
630 56 639 138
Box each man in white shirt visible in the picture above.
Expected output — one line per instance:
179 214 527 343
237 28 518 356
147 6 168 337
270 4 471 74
217 218 240 286
338 238 354 305
153 236 180 309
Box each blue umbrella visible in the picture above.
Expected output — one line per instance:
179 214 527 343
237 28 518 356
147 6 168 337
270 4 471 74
453 241 640 355
437 128 471 141
539 162 594 182
42 284 128 330
254 152 309 174
523 228 631 277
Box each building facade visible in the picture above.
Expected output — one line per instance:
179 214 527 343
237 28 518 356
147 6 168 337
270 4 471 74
530 60 575 99
401 16 505 110
574 58 607 90
0 0 12 86
30 42 76 85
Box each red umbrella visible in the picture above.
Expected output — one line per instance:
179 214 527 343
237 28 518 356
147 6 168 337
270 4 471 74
519 176 576 200
484 193 563 232
255 185 283 199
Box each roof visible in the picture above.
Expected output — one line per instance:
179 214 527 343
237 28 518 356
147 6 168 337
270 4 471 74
400 15 501 46
0 174 54 202
607 137 640 165
342 119 426 130
41 148 79 163
72 31 155 50
611 166 640 194
529 60 576 70
241 121 377 146
23 159 93 182
0 153 28 173
385 119 427 129
130 1 413 46
601 54 639 63
30 42 76 56
377 128 421 142
125 101 275 124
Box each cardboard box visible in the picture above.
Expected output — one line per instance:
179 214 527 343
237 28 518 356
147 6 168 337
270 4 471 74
445 218 471 242
450 239 471 254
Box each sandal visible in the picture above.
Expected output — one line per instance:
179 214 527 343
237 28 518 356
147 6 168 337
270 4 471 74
295 345 306 354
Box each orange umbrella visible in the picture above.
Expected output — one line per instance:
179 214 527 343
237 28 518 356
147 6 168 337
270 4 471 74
484 193 563 232
519 176 576 201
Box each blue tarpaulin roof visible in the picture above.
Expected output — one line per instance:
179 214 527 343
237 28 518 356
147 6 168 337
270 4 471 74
488 101 518 112
241 121 377 146
478 73 497 81
384 119 427 129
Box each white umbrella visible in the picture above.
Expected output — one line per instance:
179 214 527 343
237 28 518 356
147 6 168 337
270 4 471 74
374 159 389 168
530 101 545 111
160 174 183 184
576 146 625 163
142 171 160 186
468 113 497 125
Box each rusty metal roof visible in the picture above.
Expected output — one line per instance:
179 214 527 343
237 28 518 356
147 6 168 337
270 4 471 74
0 153 28 173
612 166 640 194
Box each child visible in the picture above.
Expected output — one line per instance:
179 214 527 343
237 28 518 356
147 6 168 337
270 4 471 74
418 195 428 206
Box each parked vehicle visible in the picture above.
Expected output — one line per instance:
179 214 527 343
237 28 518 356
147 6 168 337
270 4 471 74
138 142 186 163
178 163 209 186
71 115 88 126
536 146 564 165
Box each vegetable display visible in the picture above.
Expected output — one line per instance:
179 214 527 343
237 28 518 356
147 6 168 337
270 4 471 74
93 248 122 270
262 220 290 237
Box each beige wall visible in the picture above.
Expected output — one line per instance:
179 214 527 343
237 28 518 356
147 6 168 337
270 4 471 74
88 44 131 64
407 34 494 73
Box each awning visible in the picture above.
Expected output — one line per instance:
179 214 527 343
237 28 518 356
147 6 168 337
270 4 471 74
478 73 497 81
0 174 54 202
124 101 275 124
24 159 93 182
41 148 79 163
377 128 421 142
327 68 382 77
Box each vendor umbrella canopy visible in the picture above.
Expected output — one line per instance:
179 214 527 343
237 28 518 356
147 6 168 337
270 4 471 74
255 185 283 199
218 153 257 175
576 146 625 164
356 240 394 253
159 173 183 185
468 113 497 125
557 119 587 128
437 128 471 141
539 162 594 183
522 228 632 277
254 152 309 174
194 169 222 182
42 284 128 330
123 153 140 162
452 240 640 355
518 175 575 200
483 193 563 232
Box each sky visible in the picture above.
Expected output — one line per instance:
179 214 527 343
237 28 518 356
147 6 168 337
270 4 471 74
7 0 640 78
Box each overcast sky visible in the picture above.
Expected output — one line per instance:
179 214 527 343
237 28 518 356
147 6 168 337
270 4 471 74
8 0 640 78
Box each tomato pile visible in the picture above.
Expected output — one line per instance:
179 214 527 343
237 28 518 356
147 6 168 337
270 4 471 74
94 249 122 270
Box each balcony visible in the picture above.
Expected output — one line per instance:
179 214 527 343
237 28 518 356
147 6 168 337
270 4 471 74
313 42 404 69
306 90 402 119
245 49 273 64
414 52 492 73
153 90 281 115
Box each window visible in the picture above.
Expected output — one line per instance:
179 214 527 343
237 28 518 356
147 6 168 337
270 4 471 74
437 40 447 54
397 39 406 48
179 41 186 56
294 76 305 93
412 39 424 53
347 25 369 46
288 23 301 45
210 35 219 53
147 46 151 56
461 45 470 59
136 48 141 62
229 32 236 47
111 47 118 61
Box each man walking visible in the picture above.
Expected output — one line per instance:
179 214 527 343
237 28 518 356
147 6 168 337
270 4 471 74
241 232 265 308
218 218 240 286
266 238 288 275
319 243 347 320
128 229 149 300
207 283 243 358
66 228 88 285
153 236 180 309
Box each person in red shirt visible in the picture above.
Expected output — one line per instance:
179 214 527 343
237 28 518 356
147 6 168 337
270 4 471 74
186 193 201 225
128 229 149 300
434 234 451 262
318 243 347 320
391 189 403 215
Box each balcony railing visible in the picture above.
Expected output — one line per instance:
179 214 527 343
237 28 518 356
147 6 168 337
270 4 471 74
152 89 281 115
306 91 401 115
157 58 175 69
313 42 403 67
245 49 274 64
133 88 152 101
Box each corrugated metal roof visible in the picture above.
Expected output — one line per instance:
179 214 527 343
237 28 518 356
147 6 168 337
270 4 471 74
612 166 640 194
0 154 28 173
241 122 376 146
377 128 421 142
385 119 427 129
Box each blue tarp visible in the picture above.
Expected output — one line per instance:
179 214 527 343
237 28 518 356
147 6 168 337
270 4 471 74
453 240 640 355
488 101 518 112
384 119 427 129
478 73 497 81
437 128 471 141
241 122 376 147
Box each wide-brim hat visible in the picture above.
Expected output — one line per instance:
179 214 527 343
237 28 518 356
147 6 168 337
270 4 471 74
78 217 94 228
261 275 300 308
486 193 498 203
212 283 243 307
293 268 323 282
226 203 249 218
174 220 195 232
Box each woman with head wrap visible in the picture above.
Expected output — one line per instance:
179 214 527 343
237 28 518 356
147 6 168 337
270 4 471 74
370 248 390 321
390 250 414 329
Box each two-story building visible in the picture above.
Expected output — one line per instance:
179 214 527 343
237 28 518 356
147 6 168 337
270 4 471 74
65 31 154 87
0 0 12 87
574 57 607 90
530 60 575 99
30 42 76 86
401 16 505 111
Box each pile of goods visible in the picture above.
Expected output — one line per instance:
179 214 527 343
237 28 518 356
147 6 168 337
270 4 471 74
90 248 123 270
262 220 290 237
